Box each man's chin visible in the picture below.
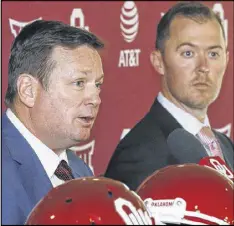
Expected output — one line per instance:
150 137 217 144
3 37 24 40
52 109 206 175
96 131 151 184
186 100 211 110
74 131 91 143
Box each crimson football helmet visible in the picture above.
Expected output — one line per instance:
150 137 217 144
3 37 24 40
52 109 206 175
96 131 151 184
137 164 233 225
25 177 156 225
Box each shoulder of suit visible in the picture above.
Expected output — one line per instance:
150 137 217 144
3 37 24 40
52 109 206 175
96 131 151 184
214 131 233 148
119 119 165 146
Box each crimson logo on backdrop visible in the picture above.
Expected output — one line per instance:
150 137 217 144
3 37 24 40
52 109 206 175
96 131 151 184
118 1 141 68
120 128 131 140
70 8 89 31
9 18 42 38
212 3 228 45
161 3 228 44
69 140 95 173
215 123 232 138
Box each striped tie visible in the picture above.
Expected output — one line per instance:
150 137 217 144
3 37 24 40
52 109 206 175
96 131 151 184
54 160 75 181
197 126 224 160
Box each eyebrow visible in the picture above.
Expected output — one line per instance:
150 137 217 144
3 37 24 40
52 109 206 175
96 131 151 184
80 70 91 75
96 75 104 81
176 42 223 51
80 70 104 77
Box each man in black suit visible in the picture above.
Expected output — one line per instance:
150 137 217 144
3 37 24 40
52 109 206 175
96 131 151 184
105 2 233 191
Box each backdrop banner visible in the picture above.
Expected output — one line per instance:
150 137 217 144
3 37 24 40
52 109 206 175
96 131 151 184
2 1 233 175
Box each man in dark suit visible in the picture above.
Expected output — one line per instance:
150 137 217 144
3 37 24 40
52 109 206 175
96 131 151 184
105 2 233 191
2 20 105 224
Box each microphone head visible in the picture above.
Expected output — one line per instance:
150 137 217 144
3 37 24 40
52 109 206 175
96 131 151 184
167 128 208 164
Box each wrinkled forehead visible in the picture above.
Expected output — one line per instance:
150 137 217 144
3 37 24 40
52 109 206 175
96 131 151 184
51 45 103 70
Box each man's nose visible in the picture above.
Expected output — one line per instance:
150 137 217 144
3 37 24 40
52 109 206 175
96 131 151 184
197 53 210 74
84 88 101 107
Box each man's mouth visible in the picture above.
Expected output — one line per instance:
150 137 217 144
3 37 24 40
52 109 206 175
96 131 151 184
193 83 210 88
77 117 95 126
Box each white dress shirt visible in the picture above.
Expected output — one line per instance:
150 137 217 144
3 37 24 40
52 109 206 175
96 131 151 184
157 92 214 157
6 108 69 187
157 92 210 136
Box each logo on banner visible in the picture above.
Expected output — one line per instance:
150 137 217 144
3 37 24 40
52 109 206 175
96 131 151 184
70 8 89 31
120 1 139 43
161 3 228 45
215 123 232 138
120 128 131 140
69 140 95 173
213 3 228 46
119 1 141 67
9 17 42 38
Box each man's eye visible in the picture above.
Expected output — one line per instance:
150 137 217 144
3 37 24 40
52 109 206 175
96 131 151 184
182 51 194 58
96 82 103 90
208 52 219 58
75 81 85 87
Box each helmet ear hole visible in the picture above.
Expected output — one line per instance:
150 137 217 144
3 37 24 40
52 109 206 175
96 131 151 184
107 190 113 198
65 198 72 203
90 220 96 225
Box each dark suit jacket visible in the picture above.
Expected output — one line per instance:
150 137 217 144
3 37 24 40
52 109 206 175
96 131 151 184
105 98 233 191
2 112 93 225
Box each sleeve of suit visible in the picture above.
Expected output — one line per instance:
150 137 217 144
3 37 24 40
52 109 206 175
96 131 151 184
2 162 25 225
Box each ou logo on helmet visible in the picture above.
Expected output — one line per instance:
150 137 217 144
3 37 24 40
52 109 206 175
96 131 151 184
209 158 233 182
114 197 154 225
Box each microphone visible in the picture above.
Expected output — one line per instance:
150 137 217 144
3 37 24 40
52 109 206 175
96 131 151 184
167 128 208 163
167 128 233 182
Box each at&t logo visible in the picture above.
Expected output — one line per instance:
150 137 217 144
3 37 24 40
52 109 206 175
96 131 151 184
119 1 141 68
120 1 139 43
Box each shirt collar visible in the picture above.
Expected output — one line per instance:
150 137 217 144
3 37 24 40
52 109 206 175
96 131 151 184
6 108 68 178
157 92 210 135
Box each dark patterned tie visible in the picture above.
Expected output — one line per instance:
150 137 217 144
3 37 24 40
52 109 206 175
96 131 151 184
54 160 75 181
197 126 224 160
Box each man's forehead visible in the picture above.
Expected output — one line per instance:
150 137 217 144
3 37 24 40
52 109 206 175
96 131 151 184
50 45 102 68
168 16 225 44
169 16 222 33
52 45 98 57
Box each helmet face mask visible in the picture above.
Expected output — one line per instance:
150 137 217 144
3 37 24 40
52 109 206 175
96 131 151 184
25 177 153 225
137 164 233 225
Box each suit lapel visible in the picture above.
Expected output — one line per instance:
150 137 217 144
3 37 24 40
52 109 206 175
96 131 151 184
220 142 233 171
149 98 182 138
67 150 82 178
214 132 233 171
2 113 53 209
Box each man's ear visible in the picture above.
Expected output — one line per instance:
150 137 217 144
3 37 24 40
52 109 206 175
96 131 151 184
17 74 39 107
226 50 229 68
150 50 165 75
